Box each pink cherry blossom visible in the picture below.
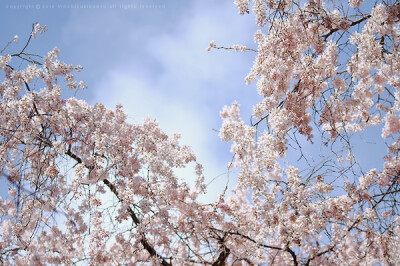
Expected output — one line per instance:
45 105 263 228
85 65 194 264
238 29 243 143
1 1 400 264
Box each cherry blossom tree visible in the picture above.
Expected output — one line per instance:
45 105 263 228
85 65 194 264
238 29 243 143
1 0 400 264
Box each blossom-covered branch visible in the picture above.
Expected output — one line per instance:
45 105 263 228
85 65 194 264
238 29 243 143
2 0 400 264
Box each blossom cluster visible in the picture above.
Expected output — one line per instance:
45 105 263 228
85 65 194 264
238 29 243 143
216 0 400 264
1 0 400 265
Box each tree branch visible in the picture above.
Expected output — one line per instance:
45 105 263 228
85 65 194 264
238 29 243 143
65 149 172 266
211 246 230 266
322 14 371 40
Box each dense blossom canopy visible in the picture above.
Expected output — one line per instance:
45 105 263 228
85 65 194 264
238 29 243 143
1 0 400 265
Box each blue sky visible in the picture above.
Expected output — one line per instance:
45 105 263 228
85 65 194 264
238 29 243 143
0 0 389 201
0 0 263 200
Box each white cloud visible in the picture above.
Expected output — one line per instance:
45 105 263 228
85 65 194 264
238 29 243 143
90 1 258 201
94 70 232 202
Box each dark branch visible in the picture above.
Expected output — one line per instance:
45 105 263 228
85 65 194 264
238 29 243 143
65 150 172 266
212 246 230 266
322 14 371 40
